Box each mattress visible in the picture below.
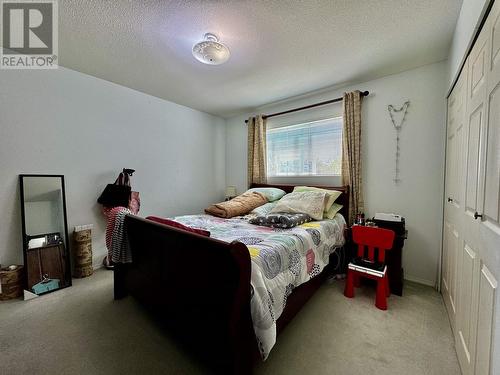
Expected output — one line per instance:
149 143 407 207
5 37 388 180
173 213 346 359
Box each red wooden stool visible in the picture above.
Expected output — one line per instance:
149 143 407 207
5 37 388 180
344 226 395 310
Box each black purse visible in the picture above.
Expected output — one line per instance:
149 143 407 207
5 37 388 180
97 169 134 208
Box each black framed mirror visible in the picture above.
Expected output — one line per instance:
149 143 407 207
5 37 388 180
19 175 71 295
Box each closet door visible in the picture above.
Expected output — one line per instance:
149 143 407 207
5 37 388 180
483 0 500 239
475 1 500 373
443 61 467 332
445 3 500 374
457 17 490 374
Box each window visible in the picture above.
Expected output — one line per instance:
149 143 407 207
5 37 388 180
267 117 343 177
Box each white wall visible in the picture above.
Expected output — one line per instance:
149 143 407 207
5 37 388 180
0 67 226 268
226 61 448 286
447 0 491 89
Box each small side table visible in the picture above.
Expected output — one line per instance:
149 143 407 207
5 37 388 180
384 230 407 296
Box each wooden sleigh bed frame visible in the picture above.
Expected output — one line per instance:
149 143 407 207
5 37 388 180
114 183 349 374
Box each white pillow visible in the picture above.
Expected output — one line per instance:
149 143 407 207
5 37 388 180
250 202 277 216
245 187 286 202
324 203 343 219
292 186 342 213
270 191 326 221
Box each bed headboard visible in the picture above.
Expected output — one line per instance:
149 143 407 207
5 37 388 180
249 183 350 220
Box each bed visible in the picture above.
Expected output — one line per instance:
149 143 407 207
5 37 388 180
114 183 349 374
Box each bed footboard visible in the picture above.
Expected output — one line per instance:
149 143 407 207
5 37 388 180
114 215 256 373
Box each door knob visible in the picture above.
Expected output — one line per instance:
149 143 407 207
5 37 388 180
474 212 483 220
447 197 453 202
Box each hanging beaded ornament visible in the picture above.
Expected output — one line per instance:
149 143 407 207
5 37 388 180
387 101 410 184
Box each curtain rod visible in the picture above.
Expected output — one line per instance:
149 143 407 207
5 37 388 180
244 90 369 124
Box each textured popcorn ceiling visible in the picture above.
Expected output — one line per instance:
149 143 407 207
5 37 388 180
59 0 462 117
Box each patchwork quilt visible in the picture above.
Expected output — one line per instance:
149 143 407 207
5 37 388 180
173 213 346 359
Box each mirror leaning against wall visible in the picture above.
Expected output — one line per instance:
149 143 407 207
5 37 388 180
19 175 71 295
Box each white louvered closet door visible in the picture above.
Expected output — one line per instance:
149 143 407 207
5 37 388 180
456 14 490 375
446 2 500 374
442 58 467 334
475 2 500 373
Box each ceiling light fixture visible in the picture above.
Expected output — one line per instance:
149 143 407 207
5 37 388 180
192 33 230 65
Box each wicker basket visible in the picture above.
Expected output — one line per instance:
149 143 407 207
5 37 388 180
73 228 93 278
0 265 24 300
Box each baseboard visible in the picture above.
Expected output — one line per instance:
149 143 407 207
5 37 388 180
404 275 436 288
93 262 104 271
92 251 105 271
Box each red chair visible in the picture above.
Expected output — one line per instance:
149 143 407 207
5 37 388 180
344 226 395 310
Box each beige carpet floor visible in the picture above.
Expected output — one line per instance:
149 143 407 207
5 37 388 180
0 269 461 375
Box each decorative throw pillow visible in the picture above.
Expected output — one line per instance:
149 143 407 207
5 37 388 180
146 216 210 237
324 203 343 219
249 212 312 228
245 187 286 202
250 202 278 216
270 191 326 221
293 186 342 213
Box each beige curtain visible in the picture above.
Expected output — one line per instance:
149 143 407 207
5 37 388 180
247 115 267 187
341 91 364 225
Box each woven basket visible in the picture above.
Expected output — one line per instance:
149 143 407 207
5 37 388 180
0 265 24 300
73 229 93 278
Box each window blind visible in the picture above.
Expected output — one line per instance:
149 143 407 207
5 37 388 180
267 117 343 177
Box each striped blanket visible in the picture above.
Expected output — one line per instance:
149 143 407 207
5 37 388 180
105 206 132 264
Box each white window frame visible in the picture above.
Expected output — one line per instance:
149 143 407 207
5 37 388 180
266 115 343 186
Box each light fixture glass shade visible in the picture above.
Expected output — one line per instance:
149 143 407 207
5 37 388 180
192 33 230 65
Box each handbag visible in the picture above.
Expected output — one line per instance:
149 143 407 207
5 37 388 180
97 169 134 208
119 168 140 214
129 191 140 215
97 184 131 208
